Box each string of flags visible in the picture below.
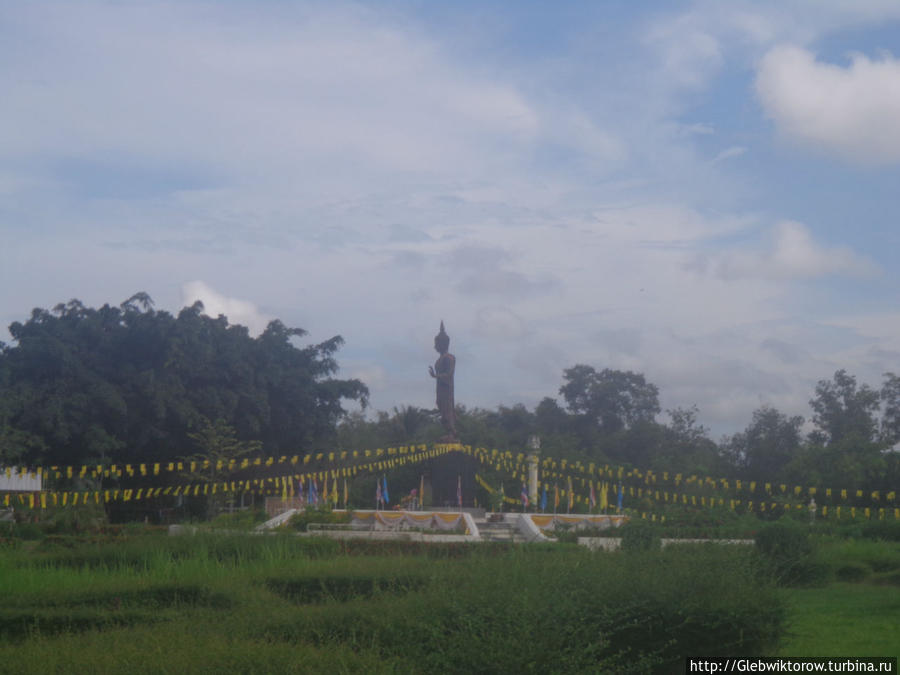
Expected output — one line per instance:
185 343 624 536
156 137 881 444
3 442 897 518
461 446 897 509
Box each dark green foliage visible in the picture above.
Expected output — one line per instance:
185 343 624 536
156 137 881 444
335 539 512 558
835 562 871 582
755 521 829 587
0 608 161 640
872 570 900 586
620 519 662 551
0 295 367 468
208 508 267 530
810 369 880 445
4 585 231 612
560 365 661 434
26 533 339 569
265 574 427 603
859 520 900 542
286 506 351 532
552 523 580 543
658 505 761 539
724 405 805 481
0 533 786 673
0 522 45 540
259 545 782 673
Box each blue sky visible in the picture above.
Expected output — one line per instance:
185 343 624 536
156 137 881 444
2 1 900 436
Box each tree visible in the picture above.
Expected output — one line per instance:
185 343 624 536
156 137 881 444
809 370 880 445
879 372 900 447
791 371 886 488
181 417 262 516
559 365 660 434
0 294 368 468
724 406 804 481
534 397 568 436
666 405 709 447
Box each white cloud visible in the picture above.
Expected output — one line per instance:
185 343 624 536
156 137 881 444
756 46 900 164
0 2 542 189
643 14 724 92
711 146 747 163
702 220 878 280
180 281 271 336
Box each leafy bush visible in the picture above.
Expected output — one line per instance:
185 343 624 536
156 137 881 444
260 545 783 672
553 523 579 543
620 519 661 551
209 509 267 530
336 539 511 558
872 570 900 586
286 507 351 532
265 574 427 603
859 520 900 542
755 520 828 586
835 562 870 582
2 522 45 541
1 532 785 673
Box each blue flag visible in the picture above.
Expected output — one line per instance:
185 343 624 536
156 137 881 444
540 485 547 512
617 484 624 511
382 475 389 504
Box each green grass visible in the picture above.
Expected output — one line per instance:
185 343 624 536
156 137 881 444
4 531 898 672
771 536 900 660
0 620 397 675
0 533 784 674
777 583 900 659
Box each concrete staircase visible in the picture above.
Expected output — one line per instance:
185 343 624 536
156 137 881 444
477 517 529 543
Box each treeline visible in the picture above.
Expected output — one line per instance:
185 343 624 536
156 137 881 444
0 294 367 468
2 295 898 493
339 366 900 493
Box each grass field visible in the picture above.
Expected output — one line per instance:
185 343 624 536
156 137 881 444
0 532 783 674
0 529 896 673
777 536 900 660
778 583 900 660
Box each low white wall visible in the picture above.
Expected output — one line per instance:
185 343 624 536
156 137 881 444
297 530 479 543
578 537 755 551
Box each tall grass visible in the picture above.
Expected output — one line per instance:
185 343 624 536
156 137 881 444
1 533 783 673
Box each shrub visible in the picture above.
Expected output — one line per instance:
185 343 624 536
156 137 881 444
4 522 45 541
286 507 351 532
259 545 783 672
755 520 828 586
209 509 267 530
872 570 900 586
553 523 579 544
620 519 661 551
859 520 900 542
835 562 870 582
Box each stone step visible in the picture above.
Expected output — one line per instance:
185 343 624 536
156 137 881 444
481 532 529 543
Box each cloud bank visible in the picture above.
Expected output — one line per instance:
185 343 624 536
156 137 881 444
756 46 900 164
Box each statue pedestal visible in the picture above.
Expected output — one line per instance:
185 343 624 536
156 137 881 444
429 449 477 508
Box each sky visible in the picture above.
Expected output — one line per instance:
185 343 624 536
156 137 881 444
2 1 900 437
